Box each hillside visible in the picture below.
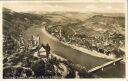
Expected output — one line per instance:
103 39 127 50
46 13 125 58
3 8 98 79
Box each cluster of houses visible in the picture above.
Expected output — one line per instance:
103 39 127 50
46 25 124 58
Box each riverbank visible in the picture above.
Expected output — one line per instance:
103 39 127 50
41 28 125 78
42 27 115 60
23 27 125 78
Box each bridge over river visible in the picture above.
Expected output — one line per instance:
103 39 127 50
23 27 125 78
88 57 124 73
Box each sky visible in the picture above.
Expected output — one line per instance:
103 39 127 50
3 0 126 13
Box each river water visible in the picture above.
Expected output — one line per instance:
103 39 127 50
23 28 125 78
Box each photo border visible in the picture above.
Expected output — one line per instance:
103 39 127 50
0 0 127 81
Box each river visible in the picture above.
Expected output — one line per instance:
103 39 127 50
23 27 125 78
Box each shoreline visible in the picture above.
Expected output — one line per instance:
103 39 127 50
42 27 115 60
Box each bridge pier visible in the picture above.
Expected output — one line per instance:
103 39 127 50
113 62 116 65
101 68 104 71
